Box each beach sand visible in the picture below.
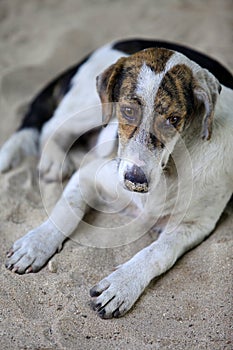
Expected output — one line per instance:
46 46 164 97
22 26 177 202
0 0 232 348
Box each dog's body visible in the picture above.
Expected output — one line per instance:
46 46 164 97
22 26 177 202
2 39 233 318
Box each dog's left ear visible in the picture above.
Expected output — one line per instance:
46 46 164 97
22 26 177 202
193 68 222 140
96 57 126 126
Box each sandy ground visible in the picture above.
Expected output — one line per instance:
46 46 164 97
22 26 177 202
0 0 232 349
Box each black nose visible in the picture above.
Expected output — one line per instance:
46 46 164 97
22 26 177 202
124 165 148 192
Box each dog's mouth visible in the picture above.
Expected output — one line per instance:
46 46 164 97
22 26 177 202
124 179 149 193
123 165 149 193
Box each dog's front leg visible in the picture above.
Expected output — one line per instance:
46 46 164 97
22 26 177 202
5 159 105 274
90 221 215 318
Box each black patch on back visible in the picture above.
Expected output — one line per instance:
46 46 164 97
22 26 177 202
19 39 233 134
19 54 91 131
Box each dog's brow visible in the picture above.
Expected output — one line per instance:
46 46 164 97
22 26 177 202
125 95 142 105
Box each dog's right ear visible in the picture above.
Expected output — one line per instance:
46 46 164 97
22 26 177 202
96 57 126 126
193 68 221 141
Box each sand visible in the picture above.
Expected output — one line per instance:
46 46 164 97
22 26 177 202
0 0 232 349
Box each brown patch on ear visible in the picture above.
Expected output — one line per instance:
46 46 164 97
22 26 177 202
193 69 221 141
96 57 126 126
194 88 214 140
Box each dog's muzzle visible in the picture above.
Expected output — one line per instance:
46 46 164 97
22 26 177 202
124 165 148 193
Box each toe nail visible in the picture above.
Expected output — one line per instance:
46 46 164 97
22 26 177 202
6 250 13 258
113 309 121 318
90 287 101 297
90 301 100 311
12 266 19 273
98 309 106 318
26 267 33 273
94 303 102 311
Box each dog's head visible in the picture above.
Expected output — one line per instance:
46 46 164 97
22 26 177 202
97 48 221 193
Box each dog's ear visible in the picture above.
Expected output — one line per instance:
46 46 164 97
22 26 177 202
96 57 126 126
193 68 221 140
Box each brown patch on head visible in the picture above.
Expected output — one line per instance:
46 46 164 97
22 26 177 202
116 48 174 101
114 48 175 144
129 47 174 72
153 64 195 143
118 120 137 144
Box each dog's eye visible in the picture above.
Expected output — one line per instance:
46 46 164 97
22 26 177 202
166 116 180 126
121 106 138 124
122 107 135 118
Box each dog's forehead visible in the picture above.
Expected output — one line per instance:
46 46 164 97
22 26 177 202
120 48 195 106
123 47 174 73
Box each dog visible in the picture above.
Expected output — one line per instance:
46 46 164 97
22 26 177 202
2 39 233 319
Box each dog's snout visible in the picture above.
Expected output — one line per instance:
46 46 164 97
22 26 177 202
124 165 148 193
125 165 147 184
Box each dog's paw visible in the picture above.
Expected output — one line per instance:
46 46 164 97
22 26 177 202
0 129 39 173
5 223 62 274
90 264 145 319
38 141 75 182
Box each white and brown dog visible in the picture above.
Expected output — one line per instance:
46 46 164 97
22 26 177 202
2 39 233 318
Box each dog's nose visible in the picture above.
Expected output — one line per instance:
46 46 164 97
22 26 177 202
124 165 148 193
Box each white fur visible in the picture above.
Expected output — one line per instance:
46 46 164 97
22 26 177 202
95 119 118 158
5 45 233 319
116 63 167 187
136 62 163 115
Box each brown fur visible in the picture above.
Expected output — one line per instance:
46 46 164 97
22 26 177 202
153 64 195 143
